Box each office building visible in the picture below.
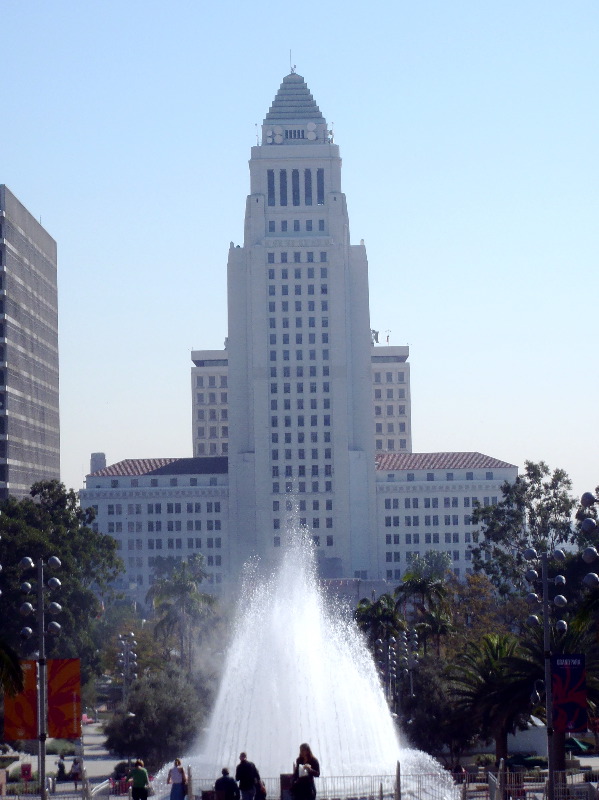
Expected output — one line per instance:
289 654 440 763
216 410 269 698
0 186 60 498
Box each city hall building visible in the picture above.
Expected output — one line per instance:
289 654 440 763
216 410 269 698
81 74 516 603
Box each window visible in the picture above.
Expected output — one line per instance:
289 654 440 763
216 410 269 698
292 169 300 206
317 168 324 204
280 169 288 206
267 169 275 206
304 169 313 205
268 220 275 232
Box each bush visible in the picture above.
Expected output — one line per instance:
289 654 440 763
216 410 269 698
46 741 77 756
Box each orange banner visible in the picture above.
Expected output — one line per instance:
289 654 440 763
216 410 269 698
4 660 37 739
47 658 81 739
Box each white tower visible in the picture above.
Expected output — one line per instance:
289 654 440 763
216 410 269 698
227 73 378 580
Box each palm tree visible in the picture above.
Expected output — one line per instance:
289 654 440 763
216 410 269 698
355 593 405 650
450 633 534 763
146 555 214 669
0 636 23 695
394 573 448 618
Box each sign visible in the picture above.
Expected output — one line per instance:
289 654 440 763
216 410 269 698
20 764 32 782
552 654 587 733
48 659 82 739
3 661 37 740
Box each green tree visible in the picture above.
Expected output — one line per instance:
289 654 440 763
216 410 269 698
355 593 405 650
471 461 577 592
450 633 534 763
146 554 214 669
0 481 123 684
103 665 207 772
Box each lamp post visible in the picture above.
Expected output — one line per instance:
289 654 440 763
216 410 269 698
375 636 397 711
397 629 419 698
117 632 138 707
18 555 62 800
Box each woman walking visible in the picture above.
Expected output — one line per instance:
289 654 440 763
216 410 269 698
167 758 187 800
291 744 320 800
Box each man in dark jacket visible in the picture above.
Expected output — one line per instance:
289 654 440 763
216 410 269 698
235 753 260 800
215 768 240 800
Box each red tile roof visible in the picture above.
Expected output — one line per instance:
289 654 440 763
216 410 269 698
89 459 178 477
375 452 516 471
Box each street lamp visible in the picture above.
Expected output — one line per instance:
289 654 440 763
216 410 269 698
375 636 397 711
19 555 62 800
117 632 138 707
397 629 419 698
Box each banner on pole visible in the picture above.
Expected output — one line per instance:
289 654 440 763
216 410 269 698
48 658 82 739
3 660 38 739
552 654 587 733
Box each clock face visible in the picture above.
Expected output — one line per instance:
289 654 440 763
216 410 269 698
307 131 316 141
274 134 283 144
307 122 316 131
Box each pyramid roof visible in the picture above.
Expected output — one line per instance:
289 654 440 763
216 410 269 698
264 73 325 123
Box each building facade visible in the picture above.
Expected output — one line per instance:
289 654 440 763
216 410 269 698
372 346 412 454
191 350 229 457
80 456 229 605
225 73 378 580
375 452 518 580
0 186 60 498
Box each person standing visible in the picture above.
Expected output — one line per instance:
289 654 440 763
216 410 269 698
235 752 260 800
167 758 187 800
291 744 320 800
215 768 240 800
128 759 150 800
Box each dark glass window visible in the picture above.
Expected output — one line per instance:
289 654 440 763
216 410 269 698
304 169 313 205
292 169 300 206
317 168 325 204
267 170 275 206
280 169 288 206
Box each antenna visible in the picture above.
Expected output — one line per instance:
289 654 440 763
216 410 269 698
289 50 296 73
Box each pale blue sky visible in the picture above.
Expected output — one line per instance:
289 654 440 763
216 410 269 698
2 0 598 499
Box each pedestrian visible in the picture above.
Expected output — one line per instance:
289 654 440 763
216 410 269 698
167 758 188 800
235 752 261 800
128 759 151 800
290 744 320 800
56 755 67 782
70 757 83 790
215 768 240 800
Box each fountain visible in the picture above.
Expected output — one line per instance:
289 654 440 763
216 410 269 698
176 529 457 800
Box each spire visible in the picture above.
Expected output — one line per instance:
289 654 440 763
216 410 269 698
264 73 325 123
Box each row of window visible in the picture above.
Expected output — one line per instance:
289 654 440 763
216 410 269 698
268 219 325 233
272 465 333 477
274 517 333 529
268 334 329 345
375 405 407 416
272 431 331 443
388 496 498 509
388 471 496 482
274 534 334 547
107 477 216 488
268 283 328 296
269 350 330 362
269 301 328 313
270 414 331 427
108 501 221 515
374 388 407 400
386 567 470 581
197 409 227 421
127 554 222 568
273 481 333 494
376 440 408 451
386 550 468 563
271 382 330 394
267 253 327 265
267 168 324 207
384 515 476 527
386 532 473 545
197 426 228 438
270 316 328 329
272 449 332 460
271 400 331 412
374 371 406 384
270 365 329 378
273 499 333 511
196 375 227 388
197 443 227 455
196 392 227 404
375 423 407 433
111 519 222 533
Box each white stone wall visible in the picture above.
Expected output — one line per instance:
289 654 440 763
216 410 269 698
80 469 229 606
375 460 518 580
191 350 229 457
372 346 412 455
